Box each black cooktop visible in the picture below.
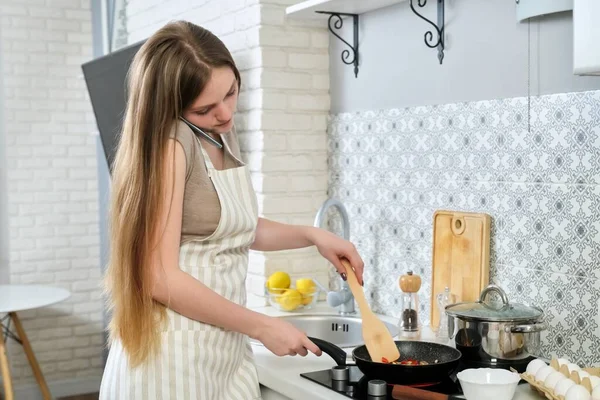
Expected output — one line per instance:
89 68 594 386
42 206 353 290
300 365 464 399
300 358 531 399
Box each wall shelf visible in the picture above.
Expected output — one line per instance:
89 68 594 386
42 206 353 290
515 0 573 22
285 0 408 20
286 0 447 75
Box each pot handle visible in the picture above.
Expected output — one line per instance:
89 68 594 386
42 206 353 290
507 322 548 333
479 284 509 306
307 336 348 366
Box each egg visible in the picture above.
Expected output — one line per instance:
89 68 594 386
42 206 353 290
589 376 600 390
556 379 577 397
545 371 568 391
568 363 583 374
578 371 592 382
527 358 547 376
536 365 556 383
565 384 591 400
592 384 600 400
558 358 571 367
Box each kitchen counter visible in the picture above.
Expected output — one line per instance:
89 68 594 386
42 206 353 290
250 302 543 400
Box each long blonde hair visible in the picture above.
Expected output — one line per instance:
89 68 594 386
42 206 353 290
104 20 241 367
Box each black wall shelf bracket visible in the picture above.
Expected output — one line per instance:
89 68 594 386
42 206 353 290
409 0 445 64
316 11 359 77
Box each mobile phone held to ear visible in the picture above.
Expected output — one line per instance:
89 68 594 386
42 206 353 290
179 116 223 149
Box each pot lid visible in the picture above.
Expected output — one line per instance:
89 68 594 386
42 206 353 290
445 284 543 322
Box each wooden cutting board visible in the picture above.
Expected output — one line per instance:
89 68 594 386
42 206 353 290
430 210 491 330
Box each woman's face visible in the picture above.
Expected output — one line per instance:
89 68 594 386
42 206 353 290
182 66 238 135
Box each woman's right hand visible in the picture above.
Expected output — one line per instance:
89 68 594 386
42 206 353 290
253 316 322 357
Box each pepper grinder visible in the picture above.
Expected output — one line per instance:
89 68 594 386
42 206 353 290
398 271 421 338
435 287 455 342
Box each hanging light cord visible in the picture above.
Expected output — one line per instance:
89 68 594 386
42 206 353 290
527 19 531 134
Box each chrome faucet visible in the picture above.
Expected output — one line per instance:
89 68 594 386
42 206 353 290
313 198 356 315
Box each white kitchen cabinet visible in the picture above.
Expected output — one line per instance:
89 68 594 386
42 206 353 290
516 0 573 22
573 0 600 75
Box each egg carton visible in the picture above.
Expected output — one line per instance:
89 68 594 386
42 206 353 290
513 359 600 400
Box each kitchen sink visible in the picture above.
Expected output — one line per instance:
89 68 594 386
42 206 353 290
251 315 399 348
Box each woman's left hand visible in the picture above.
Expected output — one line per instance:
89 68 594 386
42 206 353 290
309 228 365 285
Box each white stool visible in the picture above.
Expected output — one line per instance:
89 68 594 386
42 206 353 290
0 284 71 400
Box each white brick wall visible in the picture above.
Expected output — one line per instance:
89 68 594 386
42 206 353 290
0 0 331 394
0 0 103 393
124 0 332 304
0 12 8 286
248 1 331 297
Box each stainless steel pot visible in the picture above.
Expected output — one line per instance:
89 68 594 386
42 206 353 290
445 284 547 365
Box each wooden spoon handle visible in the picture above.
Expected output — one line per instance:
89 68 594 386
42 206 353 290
392 385 452 400
340 258 371 315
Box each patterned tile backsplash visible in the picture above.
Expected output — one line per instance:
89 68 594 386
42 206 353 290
326 90 600 366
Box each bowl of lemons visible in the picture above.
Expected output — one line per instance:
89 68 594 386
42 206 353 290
265 271 321 312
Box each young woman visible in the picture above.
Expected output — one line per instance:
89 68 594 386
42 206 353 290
99 20 365 399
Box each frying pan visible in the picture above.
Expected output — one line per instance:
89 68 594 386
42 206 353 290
308 337 462 385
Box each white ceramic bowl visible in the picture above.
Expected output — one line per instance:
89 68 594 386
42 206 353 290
457 368 521 400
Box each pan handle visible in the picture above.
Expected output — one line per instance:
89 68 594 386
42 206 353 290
307 337 348 366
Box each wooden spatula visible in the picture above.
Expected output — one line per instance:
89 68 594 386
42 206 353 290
340 258 400 363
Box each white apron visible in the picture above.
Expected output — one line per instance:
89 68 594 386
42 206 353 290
100 135 262 400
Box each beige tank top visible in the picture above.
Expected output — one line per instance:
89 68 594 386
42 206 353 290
169 120 244 243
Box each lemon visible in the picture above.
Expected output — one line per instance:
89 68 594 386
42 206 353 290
278 289 302 311
301 294 314 306
266 271 291 294
296 278 316 294
296 278 317 305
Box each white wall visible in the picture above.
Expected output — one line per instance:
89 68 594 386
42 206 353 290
0 0 103 396
0 10 8 285
245 0 331 297
330 0 600 112
125 0 332 303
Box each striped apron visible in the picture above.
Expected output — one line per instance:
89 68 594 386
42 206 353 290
99 136 262 399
